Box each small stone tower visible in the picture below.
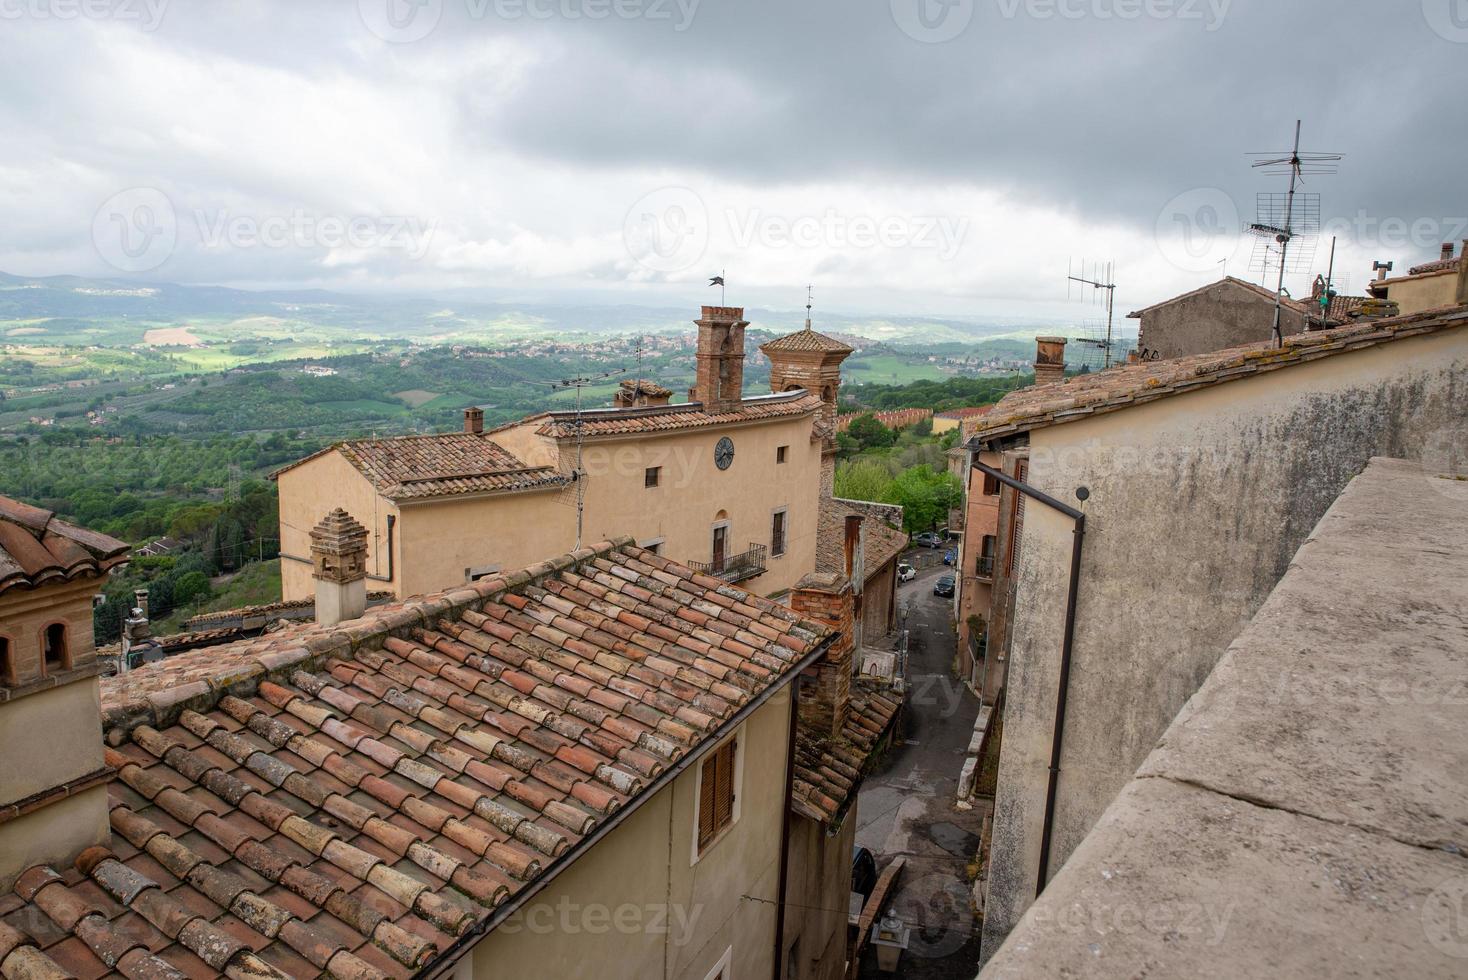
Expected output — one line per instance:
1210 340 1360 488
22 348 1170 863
310 508 369 627
1034 337 1068 386
692 306 749 414
761 315 854 498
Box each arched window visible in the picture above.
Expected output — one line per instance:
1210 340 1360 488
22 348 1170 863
42 623 68 674
0 635 12 686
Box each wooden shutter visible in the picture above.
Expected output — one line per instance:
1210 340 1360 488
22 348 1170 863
714 740 737 830
1007 459 1028 576
698 753 718 848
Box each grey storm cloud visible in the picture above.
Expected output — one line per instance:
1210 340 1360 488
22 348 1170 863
0 0 1463 305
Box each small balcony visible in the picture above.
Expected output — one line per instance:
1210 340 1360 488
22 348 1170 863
976 555 995 581
689 543 767 584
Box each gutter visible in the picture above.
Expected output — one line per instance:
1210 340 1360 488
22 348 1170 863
968 453 1087 899
415 634 834 980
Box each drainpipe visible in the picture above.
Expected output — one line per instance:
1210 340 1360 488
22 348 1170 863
968 454 1087 899
772 682 799 980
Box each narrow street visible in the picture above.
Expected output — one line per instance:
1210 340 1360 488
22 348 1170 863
856 550 989 979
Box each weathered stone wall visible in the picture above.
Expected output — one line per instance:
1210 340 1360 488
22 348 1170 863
1136 279 1310 360
980 328 1468 959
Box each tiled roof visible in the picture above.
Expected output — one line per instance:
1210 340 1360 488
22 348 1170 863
8 541 831 980
970 305 1468 444
272 434 568 501
618 379 672 398
0 496 129 596
791 686 901 824
815 501 909 582
759 328 855 355
1408 255 1460 277
525 391 824 439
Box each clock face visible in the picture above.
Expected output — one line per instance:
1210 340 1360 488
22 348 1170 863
715 436 735 470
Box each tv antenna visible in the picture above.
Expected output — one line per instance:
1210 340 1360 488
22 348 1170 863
1247 120 1342 346
533 367 628 550
1067 260 1118 369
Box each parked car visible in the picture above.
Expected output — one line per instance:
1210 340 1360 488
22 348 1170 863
942 549 956 566
912 531 944 549
933 574 955 597
897 562 916 582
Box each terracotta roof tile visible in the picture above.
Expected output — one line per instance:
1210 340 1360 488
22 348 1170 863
973 305 1468 443
526 391 823 440
271 433 568 501
759 328 855 355
17 541 832 978
791 686 902 824
815 501 908 582
0 496 129 595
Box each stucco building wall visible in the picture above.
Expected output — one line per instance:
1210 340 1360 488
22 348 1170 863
782 814 857 980
278 451 400 601
980 327 1468 959
393 488 571 596
471 690 792 980
957 449 1002 695
1376 267 1462 316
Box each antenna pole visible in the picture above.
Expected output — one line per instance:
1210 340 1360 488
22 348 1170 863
532 366 629 553
1067 262 1118 370
1320 235 1337 331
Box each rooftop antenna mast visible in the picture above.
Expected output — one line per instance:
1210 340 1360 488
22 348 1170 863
805 283 814 330
1248 120 1342 347
534 367 628 550
1067 260 1118 369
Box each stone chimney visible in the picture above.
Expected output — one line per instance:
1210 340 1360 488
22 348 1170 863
310 508 369 627
1441 242 1456 263
133 588 149 621
791 572 855 741
463 406 484 435
1034 336 1068 386
614 379 673 409
692 306 748 414
1458 241 1468 306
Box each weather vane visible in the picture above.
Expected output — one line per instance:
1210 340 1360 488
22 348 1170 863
709 270 725 305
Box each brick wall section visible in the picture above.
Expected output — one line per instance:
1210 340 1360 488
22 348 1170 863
835 407 933 434
791 574 855 740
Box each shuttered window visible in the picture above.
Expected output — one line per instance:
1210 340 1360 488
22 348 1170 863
1007 459 1028 576
697 737 738 852
772 509 787 557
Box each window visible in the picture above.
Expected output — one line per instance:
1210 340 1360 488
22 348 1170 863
645 466 661 488
42 623 68 674
640 537 664 556
697 736 738 853
1006 460 1029 576
0 636 11 686
776 445 788 464
771 509 787 558
982 471 1000 496
978 535 997 578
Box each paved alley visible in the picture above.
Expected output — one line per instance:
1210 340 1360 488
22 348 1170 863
855 551 989 979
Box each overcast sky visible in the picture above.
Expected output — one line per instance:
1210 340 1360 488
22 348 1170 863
1 0 1463 320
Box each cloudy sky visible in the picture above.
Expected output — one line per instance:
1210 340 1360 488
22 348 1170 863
1 0 1463 320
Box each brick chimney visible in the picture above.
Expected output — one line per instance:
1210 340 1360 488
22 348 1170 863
1441 242 1456 263
791 572 855 740
463 406 484 435
310 508 369 627
692 306 748 414
1034 336 1067 386
1458 241 1468 306
614 379 673 408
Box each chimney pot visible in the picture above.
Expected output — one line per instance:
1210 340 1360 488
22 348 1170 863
463 407 484 435
133 588 149 620
1443 243 1456 262
1034 336 1068 386
311 508 369 626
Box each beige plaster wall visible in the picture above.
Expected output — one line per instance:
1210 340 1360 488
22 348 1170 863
395 489 574 597
471 689 793 980
0 677 105 805
980 327 1468 959
0 785 110 892
277 451 398 601
782 813 856 980
574 415 821 597
1382 270 1460 316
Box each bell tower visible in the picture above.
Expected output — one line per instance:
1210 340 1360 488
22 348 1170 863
760 298 854 496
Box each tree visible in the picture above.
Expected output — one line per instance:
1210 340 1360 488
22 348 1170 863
846 414 896 451
173 571 212 608
882 465 964 534
834 459 894 502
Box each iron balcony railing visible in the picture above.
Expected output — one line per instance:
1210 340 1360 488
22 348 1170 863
977 555 996 579
689 543 768 584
